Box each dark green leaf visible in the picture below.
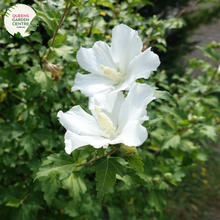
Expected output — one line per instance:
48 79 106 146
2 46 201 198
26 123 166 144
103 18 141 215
91 157 125 203
126 154 144 173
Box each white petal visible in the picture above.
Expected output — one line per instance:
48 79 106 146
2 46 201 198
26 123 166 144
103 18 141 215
126 47 160 84
64 131 88 154
64 131 109 154
111 121 148 146
111 24 143 74
57 106 104 136
77 41 117 76
118 83 155 130
71 73 114 97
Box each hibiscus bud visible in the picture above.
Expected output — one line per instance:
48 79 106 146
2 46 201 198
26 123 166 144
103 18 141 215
198 116 205 122
170 83 175 88
119 144 137 156
164 173 172 179
114 8 120 14
44 60 64 82
191 115 198 122
173 94 178 99
152 176 160 184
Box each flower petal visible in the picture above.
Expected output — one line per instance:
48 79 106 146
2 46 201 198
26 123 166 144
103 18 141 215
64 130 109 154
118 83 155 130
57 106 104 136
126 47 160 84
111 24 143 74
111 121 148 146
64 131 88 154
71 73 114 97
77 41 117 76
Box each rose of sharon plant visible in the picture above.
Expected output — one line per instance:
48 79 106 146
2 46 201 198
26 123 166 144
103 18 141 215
72 23 160 112
58 83 155 154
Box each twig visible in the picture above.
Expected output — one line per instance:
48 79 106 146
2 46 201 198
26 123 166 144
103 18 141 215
142 28 155 52
19 193 30 205
175 0 198 19
74 8 79 35
44 2 70 68
178 124 195 135
77 147 118 167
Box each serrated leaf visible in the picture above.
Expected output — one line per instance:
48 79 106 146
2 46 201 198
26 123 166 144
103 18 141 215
165 114 177 131
126 154 144 173
200 125 217 143
148 189 166 213
145 118 162 128
61 172 87 203
197 46 219 62
34 71 53 91
51 45 75 62
29 32 42 44
154 90 177 102
158 181 169 190
40 174 61 204
91 157 125 203
20 134 35 159
6 198 20 208
72 149 90 164
35 153 77 181
161 135 181 150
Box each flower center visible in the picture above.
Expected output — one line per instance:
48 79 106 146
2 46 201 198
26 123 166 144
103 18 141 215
95 106 116 135
99 65 120 82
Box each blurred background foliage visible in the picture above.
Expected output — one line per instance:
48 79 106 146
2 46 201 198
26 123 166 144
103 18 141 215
0 0 220 219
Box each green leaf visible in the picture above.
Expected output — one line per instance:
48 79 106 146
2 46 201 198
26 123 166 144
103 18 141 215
200 125 217 143
158 181 169 190
71 148 90 165
164 114 177 131
51 45 75 62
64 200 79 217
34 71 53 91
20 134 35 159
35 153 77 181
144 118 162 128
6 198 20 208
148 189 166 213
197 46 219 62
61 172 87 203
48 33 67 48
196 152 208 162
172 167 186 182
154 90 177 102
14 32 23 39
40 174 61 204
25 15 38 33
91 157 125 203
29 32 42 44
107 206 122 220
126 154 144 173
161 135 181 150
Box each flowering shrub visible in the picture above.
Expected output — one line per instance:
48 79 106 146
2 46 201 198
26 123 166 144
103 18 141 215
0 0 219 219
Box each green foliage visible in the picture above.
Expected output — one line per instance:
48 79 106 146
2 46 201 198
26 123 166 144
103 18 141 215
91 157 125 203
0 0 220 219
25 15 38 34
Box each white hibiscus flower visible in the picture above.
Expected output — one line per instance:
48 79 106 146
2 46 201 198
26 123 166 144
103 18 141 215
58 83 155 154
72 23 160 112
